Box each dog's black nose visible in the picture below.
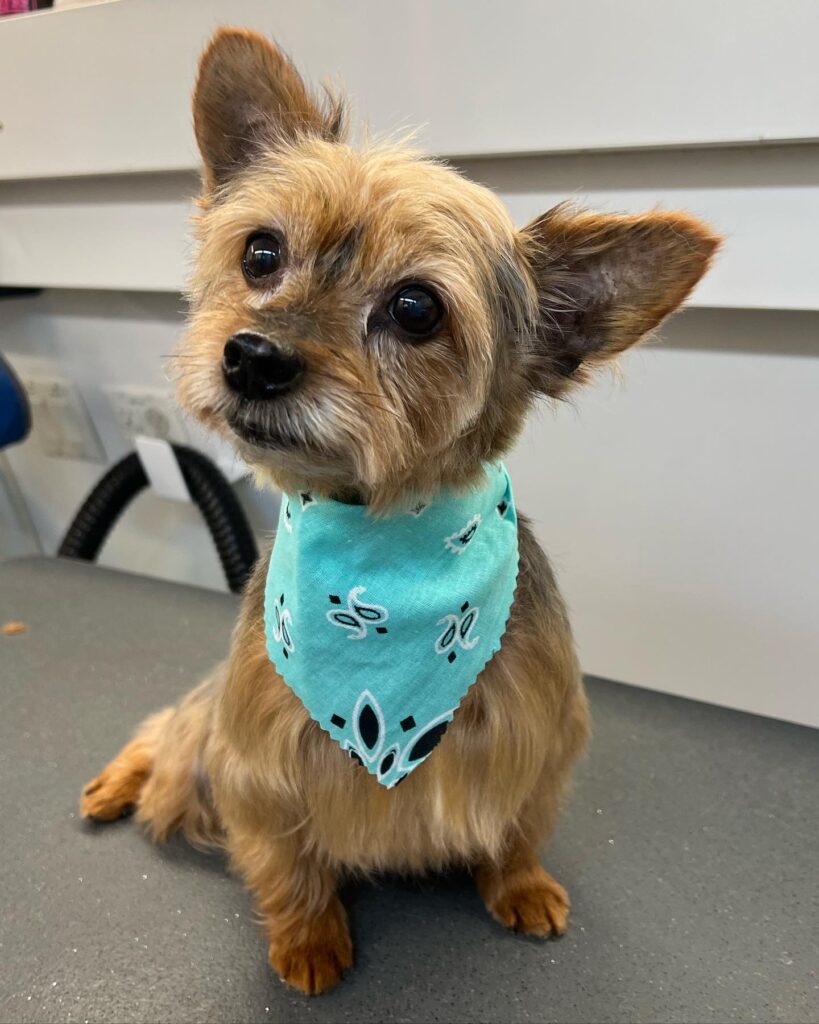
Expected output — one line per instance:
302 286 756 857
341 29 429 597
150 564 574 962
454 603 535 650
222 332 304 400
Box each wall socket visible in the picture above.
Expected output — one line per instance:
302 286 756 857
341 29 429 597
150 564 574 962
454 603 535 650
22 374 105 462
108 387 189 446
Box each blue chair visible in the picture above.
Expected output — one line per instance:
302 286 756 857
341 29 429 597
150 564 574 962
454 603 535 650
0 354 30 450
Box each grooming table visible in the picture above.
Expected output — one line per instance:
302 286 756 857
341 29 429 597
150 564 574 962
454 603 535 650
1 557 815 1023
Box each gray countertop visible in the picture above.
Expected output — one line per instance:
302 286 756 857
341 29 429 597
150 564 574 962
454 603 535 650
0 556 816 1024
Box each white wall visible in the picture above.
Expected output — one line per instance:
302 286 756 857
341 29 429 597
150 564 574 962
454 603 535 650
509 309 819 728
4 145 819 310
1 0 817 179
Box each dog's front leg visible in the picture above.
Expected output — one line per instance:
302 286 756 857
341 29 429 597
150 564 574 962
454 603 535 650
475 831 570 938
230 830 352 995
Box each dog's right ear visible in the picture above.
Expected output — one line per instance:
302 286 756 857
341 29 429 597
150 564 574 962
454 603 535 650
192 28 344 190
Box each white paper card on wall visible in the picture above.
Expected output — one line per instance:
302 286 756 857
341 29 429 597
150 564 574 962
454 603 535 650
135 436 190 503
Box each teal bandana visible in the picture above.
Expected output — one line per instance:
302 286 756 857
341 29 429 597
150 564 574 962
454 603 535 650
264 463 519 788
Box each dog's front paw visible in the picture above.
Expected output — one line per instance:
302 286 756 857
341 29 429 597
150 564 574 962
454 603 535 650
484 866 570 937
269 934 353 995
267 898 353 995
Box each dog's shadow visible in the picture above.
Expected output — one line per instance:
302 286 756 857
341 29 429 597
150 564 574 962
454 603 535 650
155 830 232 877
154 832 555 946
152 826 505 944
118 825 584 1015
157 830 487 914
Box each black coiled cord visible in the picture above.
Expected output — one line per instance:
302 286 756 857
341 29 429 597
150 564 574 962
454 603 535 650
58 445 258 594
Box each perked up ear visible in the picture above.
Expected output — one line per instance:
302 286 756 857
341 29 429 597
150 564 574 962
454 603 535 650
519 204 721 395
192 27 344 190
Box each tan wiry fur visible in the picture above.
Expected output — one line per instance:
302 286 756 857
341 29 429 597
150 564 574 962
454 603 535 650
81 27 719 995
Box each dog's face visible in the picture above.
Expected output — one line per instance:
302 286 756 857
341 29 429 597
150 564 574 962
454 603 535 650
175 29 718 508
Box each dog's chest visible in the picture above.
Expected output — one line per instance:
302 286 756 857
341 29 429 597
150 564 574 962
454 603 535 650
280 663 547 871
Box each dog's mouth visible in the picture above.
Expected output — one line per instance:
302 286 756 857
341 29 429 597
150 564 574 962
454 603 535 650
227 409 304 451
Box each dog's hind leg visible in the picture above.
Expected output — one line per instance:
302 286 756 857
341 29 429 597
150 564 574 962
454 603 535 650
80 668 224 846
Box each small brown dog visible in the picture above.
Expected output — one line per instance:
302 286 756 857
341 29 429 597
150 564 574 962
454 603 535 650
81 28 718 994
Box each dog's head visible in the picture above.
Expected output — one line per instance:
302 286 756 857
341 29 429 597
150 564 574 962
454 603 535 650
176 28 719 509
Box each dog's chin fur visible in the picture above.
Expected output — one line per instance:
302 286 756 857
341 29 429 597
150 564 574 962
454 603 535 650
224 407 426 506
82 27 720 995
217 383 519 509
240 444 363 503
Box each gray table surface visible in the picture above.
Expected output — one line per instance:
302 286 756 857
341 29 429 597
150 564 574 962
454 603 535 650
0 556 816 1024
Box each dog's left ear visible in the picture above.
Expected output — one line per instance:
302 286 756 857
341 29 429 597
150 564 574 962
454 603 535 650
518 205 720 395
193 27 344 190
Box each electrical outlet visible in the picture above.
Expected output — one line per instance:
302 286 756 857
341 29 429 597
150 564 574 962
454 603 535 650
22 374 105 462
108 387 189 445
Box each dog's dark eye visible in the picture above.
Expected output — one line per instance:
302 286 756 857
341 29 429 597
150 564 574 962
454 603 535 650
388 285 443 338
242 232 283 282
